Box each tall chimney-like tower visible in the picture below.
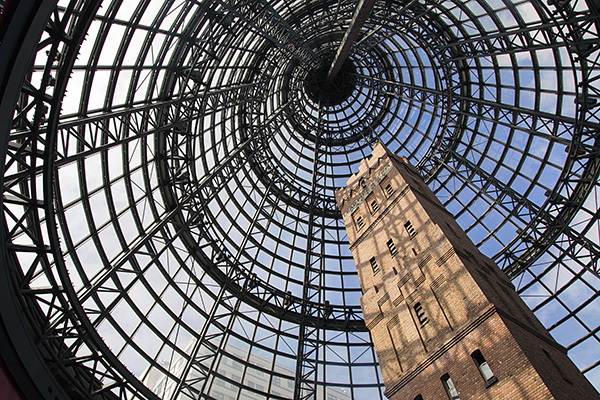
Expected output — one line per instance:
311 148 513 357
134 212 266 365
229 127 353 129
335 143 599 400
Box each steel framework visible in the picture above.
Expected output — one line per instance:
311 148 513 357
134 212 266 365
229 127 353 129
0 0 599 399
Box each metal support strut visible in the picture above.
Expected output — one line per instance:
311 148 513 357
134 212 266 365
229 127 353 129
328 0 377 80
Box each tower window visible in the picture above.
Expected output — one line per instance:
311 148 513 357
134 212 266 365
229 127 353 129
413 396 423 400
543 349 573 384
371 200 379 213
356 215 365 229
405 221 416 238
441 373 460 400
370 257 380 273
414 302 428 325
385 183 394 196
387 239 398 257
471 350 498 387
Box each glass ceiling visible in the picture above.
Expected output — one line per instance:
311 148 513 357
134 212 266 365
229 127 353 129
0 0 599 399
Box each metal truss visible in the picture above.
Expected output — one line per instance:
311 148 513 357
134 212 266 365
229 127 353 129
218 0 321 70
1 0 600 399
293 115 327 399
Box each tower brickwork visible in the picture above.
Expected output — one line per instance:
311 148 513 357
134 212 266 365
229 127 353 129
335 143 599 400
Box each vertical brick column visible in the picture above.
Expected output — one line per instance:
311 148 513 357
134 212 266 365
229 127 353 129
336 143 599 400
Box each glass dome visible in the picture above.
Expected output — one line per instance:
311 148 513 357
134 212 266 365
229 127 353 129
0 0 599 399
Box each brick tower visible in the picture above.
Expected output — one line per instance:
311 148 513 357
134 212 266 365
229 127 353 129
335 143 599 400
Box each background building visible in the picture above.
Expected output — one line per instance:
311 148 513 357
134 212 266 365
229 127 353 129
0 0 599 399
143 340 351 400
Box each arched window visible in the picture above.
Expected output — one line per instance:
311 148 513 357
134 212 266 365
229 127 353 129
441 373 460 400
471 350 498 387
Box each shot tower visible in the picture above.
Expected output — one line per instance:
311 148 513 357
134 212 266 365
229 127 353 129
335 143 599 400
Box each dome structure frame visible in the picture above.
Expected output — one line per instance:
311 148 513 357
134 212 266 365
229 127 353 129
1 0 600 399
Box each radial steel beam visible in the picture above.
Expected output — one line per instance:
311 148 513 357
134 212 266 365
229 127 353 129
170 180 278 400
217 0 321 69
435 146 600 280
328 0 377 80
24 83 258 168
352 73 593 136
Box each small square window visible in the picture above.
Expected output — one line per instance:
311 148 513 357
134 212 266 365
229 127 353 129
385 183 394 196
371 200 379 213
405 221 416 238
387 239 398 256
370 257 380 273
356 215 365 229
414 302 428 325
